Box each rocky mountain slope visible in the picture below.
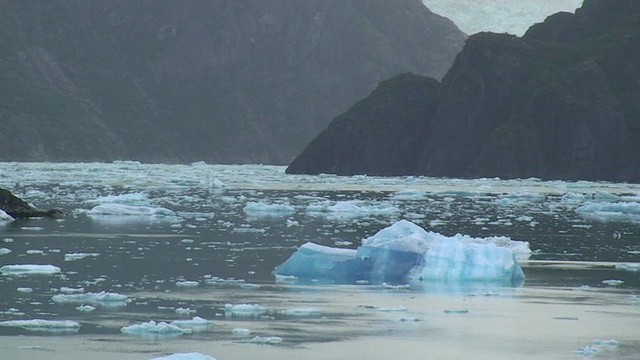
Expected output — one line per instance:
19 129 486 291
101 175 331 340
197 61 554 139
0 0 465 164
287 0 640 182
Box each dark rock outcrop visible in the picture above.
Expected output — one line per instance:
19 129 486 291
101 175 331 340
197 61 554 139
0 0 465 164
0 188 66 219
287 0 640 182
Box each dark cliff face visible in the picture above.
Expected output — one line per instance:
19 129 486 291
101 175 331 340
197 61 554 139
0 0 465 164
287 0 640 182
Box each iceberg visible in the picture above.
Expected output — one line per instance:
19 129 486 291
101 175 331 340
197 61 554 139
274 220 525 285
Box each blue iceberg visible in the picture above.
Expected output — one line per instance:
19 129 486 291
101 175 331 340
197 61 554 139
274 220 525 285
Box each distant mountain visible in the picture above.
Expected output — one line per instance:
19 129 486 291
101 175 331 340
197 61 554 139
0 0 465 164
287 0 640 182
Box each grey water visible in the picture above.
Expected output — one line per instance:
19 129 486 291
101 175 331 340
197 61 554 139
0 162 639 359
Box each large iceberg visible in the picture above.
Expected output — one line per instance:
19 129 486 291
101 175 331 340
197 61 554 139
274 220 525 285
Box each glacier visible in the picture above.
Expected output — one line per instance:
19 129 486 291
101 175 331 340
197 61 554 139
274 220 526 285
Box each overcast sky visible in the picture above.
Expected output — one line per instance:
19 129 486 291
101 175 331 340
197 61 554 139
422 0 584 36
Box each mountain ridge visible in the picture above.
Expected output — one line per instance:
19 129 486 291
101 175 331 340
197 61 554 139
287 0 640 182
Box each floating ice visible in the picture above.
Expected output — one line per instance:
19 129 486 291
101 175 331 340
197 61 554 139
0 248 12 255
64 252 100 261
175 307 196 315
576 202 640 221
170 316 212 329
243 201 294 215
232 328 252 335
89 193 149 205
602 279 624 286
494 192 545 205
392 189 427 200
17 287 33 293
1 264 61 275
0 319 81 332
572 339 618 357
280 307 321 316
86 203 175 217
121 320 191 335
76 305 96 312
615 263 640 272
274 220 525 285
224 303 266 317
305 200 399 218
176 280 199 287
149 353 217 360
247 336 283 344
444 308 469 314
0 209 13 221
51 291 128 306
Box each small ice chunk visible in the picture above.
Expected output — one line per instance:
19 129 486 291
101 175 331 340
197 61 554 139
593 339 619 346
224 303 266 317
0 319 81 332
175 307 196 315
170 316 212 329
121 320 191 335
149 353 217 360
243 201 294 216
1 264 61 275
444 308 469 314
87 203 175 217
232 328 252 335
602 279 624 286
0 248 12 255
26 249 44 255
17 287 33 293
176 280 199 287
280 308 321 316
377 306 407 312
52 291 128 306
64 253 100 261
59 286 85 293
248 336 283 344
615 263 640 272
0 209 14 221
76 305 96 312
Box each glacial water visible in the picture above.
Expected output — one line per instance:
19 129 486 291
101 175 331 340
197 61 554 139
0 162 638 359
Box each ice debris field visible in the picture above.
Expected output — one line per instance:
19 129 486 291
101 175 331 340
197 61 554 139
0 162 639 359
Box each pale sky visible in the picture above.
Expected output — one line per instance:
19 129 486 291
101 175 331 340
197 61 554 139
422 0 584 36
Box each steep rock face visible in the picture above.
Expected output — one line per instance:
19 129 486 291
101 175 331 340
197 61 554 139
287 0 640 182
0 0 465 164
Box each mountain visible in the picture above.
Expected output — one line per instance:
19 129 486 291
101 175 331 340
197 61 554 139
286 0 640 182
0 0 465 164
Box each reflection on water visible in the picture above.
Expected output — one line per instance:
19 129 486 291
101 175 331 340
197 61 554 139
0 163 639 359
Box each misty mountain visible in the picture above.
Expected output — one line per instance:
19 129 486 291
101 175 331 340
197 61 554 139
286 0 640 182
0 0 465 164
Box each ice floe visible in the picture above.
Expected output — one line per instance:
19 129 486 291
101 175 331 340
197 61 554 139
247 336 283 344
305 200 400 219
0 247 12 255
0 209 13 221
0 264 61 275
274 220 526 285
0 319 81 332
